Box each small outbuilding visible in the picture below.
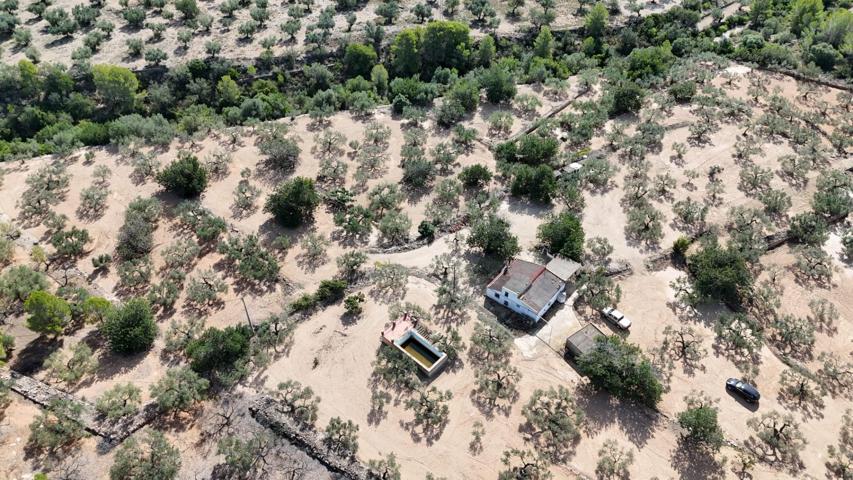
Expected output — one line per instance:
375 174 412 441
565 323 605 358
545 256 582 285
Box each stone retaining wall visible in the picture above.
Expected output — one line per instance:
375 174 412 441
249 395 370 480
2 370 158 443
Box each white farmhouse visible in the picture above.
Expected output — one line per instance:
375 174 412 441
485 258 573 323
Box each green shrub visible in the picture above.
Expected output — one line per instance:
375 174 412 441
609 80 645 116
418 220 436 240
538 212 584 261
186 325 252 382
264 177 320 228
669 80 696 103
290 293 318 313
577 335 663 407
156 152 208 197
672 236 691 260
102 298 157 355
687 242 752 306
458 164 492 188
315 279 348 304
343 43 377 78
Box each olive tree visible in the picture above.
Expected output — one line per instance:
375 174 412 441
404 387 453 437
595 440 634 480
677 391 724 451
44 342 97 385
110 430 180 480
522 386 584 458
324 417 359 456
150 367 209 414
826 409 853 479
671 197 707 233
498 449 552 480
817 352 852 396
368 453 402 480
576 268 621 311
793 245 834 285
185 270 228 309
275 379 320 426
216 432 280 479
28 398 87 452
653 325 707 372
217 235 279 283
1 265 48 309
771 314 815 359
257 127 302 172
778 367 825 417
714 313 763 370
475 361 521 411
745 411 806 466
95 383 142 421
812 169 853 217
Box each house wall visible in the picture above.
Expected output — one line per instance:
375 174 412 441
485 287 541 321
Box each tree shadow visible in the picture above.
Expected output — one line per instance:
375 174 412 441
150 404 205 433
90 349 147 383
400 414 449 446
211 256 280 296
575 386 660 448
10 336 63 375
504 196 554 217
368 280 408 304
670 439 728 480
777 388 825 421
44 35 73 49
468 388 515 419
743 435 804 473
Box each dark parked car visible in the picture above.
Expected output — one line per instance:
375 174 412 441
726 378 760 403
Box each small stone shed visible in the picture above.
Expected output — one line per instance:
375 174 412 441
565 323 605 358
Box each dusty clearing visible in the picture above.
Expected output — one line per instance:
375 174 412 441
1 64 851 480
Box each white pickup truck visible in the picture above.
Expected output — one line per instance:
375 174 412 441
601 307 632 330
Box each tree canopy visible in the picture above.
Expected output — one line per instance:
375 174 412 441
102 297 157 354
264 177 320 228
537 212 585 261
577 335 663 407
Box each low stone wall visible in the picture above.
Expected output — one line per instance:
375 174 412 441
2 370 108 436
249 395 370 480
764 212 848 251
2 370 158 443
366 215 468 255
603 260 633 277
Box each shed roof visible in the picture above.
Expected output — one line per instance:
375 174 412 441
566 323 605 356
546 257 582 282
